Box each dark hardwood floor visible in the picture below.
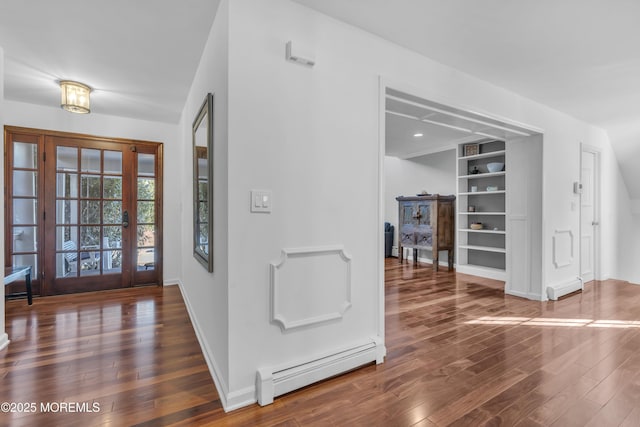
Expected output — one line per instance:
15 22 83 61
3 259 640 426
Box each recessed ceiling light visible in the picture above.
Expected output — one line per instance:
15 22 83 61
413 133 423 137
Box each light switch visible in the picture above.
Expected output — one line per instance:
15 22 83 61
251 190 272 213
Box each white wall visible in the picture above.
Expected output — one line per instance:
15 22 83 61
615 170 640 284
384 150 456 255
226 0 384 403
178 0 231 408
206 0 635 407
3 100 182 284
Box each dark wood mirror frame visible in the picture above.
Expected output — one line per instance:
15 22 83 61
193 93 214 272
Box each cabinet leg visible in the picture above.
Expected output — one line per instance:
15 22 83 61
399 246 403 263
433 252 439 271
413 249 418 266
448 250 454 271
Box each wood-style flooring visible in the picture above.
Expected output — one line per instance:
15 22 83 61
3 259 640 426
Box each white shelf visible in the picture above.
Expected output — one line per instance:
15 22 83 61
459 244 506 254
458 212 506 216
458 190 505 196
458 150 506 161
458 171 506 179
459 229 506 234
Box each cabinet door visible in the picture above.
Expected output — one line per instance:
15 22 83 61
438 202 454 247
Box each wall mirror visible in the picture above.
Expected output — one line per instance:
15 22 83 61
193 93 214 271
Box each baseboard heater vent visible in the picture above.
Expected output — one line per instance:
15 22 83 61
547 277 583 300
256 338 383 406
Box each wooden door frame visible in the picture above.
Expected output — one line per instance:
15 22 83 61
4 126 164 296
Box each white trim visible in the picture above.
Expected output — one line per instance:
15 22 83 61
270 245 352 331
552 229 574 268
377 76 386 343
176 281 235 411
162 279 180 286
0 333 9 352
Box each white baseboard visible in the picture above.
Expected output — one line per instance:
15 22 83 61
256 337 384 406
505 289 544 301
162 279 180 286
176 282 237 412
547 277 583 301
0 333 9 352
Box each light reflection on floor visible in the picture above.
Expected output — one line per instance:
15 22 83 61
466 316 640 328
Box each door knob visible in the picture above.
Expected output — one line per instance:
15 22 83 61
592 221 599 226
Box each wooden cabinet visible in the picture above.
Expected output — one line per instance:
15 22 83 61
396 195 455 271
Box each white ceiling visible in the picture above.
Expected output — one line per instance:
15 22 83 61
0 0 219 123
293 0 640 198
2 1 640 197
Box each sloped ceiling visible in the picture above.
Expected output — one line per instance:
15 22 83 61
293 0 640 198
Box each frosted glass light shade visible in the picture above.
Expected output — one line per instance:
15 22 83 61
60 80 91 114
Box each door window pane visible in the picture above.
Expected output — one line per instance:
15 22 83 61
80 175 101 198
56 173 78 198
137 201 154 223
56 200 78 224
137 248 155 270
104 151 122 174
57 146 78 171
81 149 101 173
137 178 155 200
104 250 122 273
103 177 122 199
13 226 38 252
137 225 155 247
13 171 37 197
13 199 37 224
138 153 155 176
103 227 122 249
13 254 37 277
13 142 38 169
103 201 122 224
80 226 100 249
80 201 100 224
56 226 78 250
56 252 77 278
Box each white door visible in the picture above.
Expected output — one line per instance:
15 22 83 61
580 149 598 282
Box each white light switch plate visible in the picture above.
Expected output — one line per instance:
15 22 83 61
250 190 272 213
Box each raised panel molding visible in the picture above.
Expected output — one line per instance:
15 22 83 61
552 229 574 268
270 245 352 331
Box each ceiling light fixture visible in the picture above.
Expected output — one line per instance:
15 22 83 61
413 133 424 137
60 80 91 114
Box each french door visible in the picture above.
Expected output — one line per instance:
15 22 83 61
5 127 163 296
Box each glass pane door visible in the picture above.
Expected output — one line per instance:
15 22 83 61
44 137 133 294
6 127 163 297
54 147 124 279
5 134 42 297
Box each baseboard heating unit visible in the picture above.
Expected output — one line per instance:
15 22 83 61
547 277 583 300
256 338 384 406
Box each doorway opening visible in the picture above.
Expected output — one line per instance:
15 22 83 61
4 126 163 297
380 83 544 299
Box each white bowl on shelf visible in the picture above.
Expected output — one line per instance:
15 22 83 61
486 162 504 173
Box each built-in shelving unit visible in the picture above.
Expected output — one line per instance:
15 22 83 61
456 140 507 281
